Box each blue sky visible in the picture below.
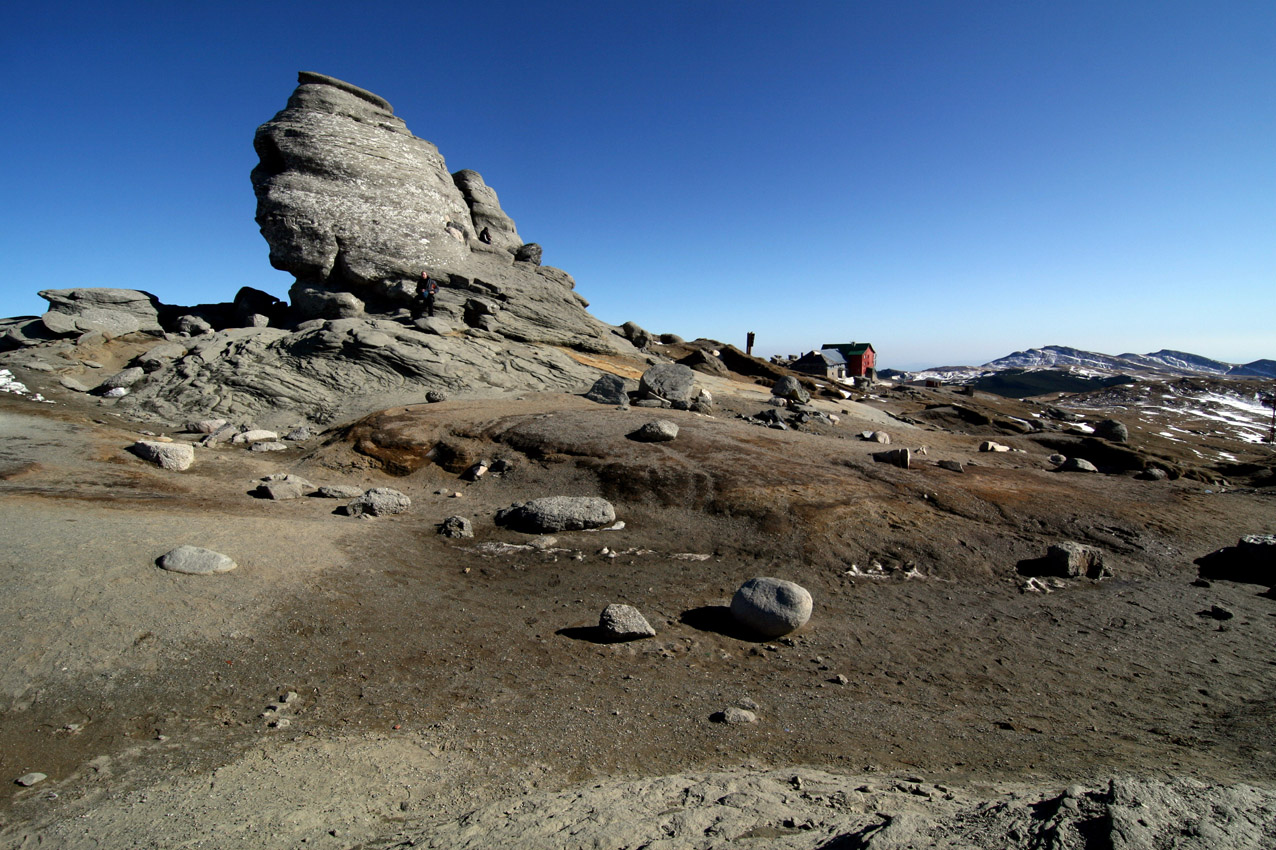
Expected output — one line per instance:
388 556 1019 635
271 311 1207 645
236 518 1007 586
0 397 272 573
3 1 1272 370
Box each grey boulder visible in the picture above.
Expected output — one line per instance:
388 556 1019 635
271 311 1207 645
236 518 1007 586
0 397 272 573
495 496 616 533
584 373 633 407
1060 457 1099 473
638 364 698 408
1093 419 1129 443
129 441 194 471
598 604 656 641
771 376 809 404
440 516 474 538
1045 542 1109 579
730 577 813 638
158 545 237 575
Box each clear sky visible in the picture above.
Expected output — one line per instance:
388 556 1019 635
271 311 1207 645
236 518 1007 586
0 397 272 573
3 1 1273 370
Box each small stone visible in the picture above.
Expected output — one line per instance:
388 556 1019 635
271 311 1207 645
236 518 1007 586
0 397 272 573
631 420 679 442
425 390 447 403
1044 542 1108 579
462 461 490 481
1136 467 1169 481
281 691 299 704
711 707 757 724
269 717 292 729
158 545 237 575
867 431 891 444
15 773 47 787
937 459 964 473
831 674 849 685
978 441 1010 453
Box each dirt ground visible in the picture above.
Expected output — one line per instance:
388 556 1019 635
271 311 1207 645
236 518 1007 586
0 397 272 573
0 369 1273 848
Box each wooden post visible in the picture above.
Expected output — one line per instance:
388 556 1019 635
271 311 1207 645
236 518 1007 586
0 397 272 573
746 331 755 356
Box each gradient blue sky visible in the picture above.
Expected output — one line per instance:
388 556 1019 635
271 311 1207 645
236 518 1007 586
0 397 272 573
3 1 1273 370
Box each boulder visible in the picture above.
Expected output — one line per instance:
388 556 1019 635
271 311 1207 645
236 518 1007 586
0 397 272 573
584 373 632 407
175 314 214 336
771 376 809 404
129 441 194 471
1060 457 1099 473
638 364 697 408
158 545 237 575
1093 419 1129 443
99 367 146 390
1196 534 1276 584
631 420 679 442
316 484 366 499
440 515 474 538
347 488 411 517
864 431 891 444
1136 467 1169 481
495 496 616 533
730 577 813 638
710 707 758 724
937 459 965 473
514 243 543 265
680 349 729 377
598 604 656 640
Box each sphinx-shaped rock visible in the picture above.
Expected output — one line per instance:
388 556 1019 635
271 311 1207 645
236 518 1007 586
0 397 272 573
251 71 619 353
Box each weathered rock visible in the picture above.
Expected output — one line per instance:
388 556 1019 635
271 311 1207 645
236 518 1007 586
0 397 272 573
39 288 164 336
621 321 653 349
15 773 47 787
347 488 411 517
631 420 678 442
249 440 288 452
978 441 1010 453
1136 467 1169 481
689 388 714 414
290 284 365 320
129 441 194 471
59 376 92 393
232 429 279 444
1093 418 1129 443
495 496 616 533
425 390 447 403
283 425 313 441
1060 457 1099 473
316 484 366 499
598 604 656 640
680 348 729 377
730 577 813 638
437 516 473 539
175 314 214 336
771 376 809 404
865 431 891 444
255 474 314 500
584 373 632 407
937 459 965 473
639 364 697 408
872 448 911 469
514 243 542 265
100 367 146 390
1044 542 1108 579
134 343 187 372
158 545 237 575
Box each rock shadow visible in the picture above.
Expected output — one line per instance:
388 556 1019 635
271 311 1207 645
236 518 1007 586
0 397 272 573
1015 556 1053 577
556 626 644 644
679 605 763 642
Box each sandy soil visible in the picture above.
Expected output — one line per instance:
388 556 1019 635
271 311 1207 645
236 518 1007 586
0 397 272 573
0 368 1273 848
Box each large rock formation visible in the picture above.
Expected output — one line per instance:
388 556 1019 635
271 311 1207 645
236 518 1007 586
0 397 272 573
2 72 642 428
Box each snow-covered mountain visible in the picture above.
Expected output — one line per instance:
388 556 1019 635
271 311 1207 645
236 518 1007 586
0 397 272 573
979 346 1275 378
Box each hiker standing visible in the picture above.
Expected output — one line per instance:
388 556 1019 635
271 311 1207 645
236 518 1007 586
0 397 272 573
413 272 439 319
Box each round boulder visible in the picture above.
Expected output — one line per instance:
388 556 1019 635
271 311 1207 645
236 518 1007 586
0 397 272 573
730 577 813 638
1093 419 1129 443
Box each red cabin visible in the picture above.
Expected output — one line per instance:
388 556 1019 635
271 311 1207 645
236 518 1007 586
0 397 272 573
822 342 876 377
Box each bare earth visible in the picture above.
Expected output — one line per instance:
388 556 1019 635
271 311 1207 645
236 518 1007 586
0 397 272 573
0 362 1274 848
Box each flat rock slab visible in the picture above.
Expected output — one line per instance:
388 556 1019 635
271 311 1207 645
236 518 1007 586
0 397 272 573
129 441 194 471
158 546 237 575
496 496 616 533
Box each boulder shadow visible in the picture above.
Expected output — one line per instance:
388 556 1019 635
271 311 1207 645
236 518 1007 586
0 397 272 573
556 625 638 644
679 605 763 642
1015 556 1054 577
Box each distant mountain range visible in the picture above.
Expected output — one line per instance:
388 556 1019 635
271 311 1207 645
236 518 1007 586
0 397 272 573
981 346 1276 378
